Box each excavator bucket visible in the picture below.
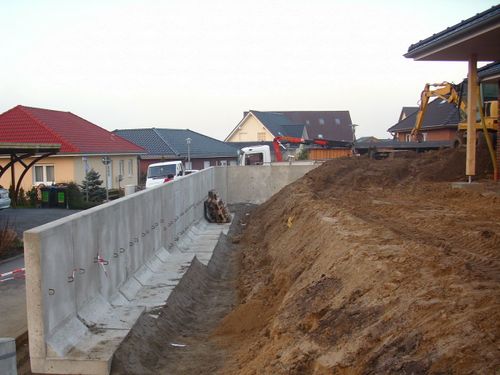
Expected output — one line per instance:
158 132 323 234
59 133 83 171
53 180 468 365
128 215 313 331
204 190 231 223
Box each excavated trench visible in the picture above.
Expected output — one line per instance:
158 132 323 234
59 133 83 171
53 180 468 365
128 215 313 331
110 204 255 374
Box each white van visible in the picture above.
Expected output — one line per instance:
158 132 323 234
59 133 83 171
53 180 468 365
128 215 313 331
145 161 185 188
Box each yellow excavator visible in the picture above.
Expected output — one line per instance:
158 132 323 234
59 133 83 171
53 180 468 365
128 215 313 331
411 81 498 178
411 82 498 141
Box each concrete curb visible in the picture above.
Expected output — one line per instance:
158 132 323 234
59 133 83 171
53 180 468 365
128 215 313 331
0 254 24 266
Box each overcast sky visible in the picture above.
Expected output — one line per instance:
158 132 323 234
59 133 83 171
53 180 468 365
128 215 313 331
1 0 497 140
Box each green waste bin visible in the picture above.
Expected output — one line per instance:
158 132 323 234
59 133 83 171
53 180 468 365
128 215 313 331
55 188 67 208
40 187 67 208
40 187 51 208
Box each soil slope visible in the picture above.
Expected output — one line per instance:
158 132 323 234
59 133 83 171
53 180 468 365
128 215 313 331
214 149 500 374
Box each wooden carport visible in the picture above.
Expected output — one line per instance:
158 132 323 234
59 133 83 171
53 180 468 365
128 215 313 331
405 5 500 181
0 142 60 207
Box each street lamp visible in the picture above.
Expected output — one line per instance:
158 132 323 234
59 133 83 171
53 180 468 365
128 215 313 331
82 156 89 202
101 156 111 202
186 137 192 169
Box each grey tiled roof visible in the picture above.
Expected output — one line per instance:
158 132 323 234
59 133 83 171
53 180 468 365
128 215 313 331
478 61 500 80
405 5 500 58
248 110 353 141
388 99 460 132
113 128 238 159
399 107 419 121
249 111 305 138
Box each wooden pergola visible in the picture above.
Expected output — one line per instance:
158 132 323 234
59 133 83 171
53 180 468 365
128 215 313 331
0 142 60 206
405 5 500 181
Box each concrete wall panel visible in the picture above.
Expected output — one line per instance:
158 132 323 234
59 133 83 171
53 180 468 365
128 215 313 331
160 183 175 251
72 212 101 311
38 221 76 340
213 166 228 203
225 165 317 204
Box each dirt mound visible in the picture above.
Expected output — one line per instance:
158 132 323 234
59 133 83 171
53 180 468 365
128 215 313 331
213 149 500 374
306 147 493 198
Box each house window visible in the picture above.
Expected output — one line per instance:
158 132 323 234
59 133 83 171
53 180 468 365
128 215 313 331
219 160 227 166
34 165 55 185
405 134 411 142
422 132 428 141
203 161 211 169
128 159 133 176
318 118 325 125
119 160 125 176
335 118 341 125
257 132 266 141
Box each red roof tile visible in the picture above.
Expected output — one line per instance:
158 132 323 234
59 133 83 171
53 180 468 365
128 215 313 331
0 105 144 154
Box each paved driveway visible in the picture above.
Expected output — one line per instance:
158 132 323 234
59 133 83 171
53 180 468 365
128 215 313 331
0 207 81 237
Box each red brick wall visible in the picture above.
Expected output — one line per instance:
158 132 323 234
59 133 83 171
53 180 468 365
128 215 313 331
425 129 457 141
396 128 457 142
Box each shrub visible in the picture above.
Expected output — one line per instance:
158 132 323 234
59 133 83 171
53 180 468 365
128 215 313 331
0 218 21 259
16 187 29 207
66 182 96 209
80 169 106 203
27 187 38 207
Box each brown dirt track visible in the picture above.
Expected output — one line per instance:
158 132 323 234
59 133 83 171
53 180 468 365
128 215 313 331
112 148 500 374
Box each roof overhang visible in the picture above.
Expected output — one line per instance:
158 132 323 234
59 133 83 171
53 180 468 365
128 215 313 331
478 62 500 82
0 142 61 155
405 6 500 61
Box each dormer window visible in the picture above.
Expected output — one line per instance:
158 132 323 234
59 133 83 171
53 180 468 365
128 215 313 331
318 118 325 125
335 118 341 125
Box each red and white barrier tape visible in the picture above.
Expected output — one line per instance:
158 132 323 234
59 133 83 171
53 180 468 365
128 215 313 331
0 267 25 282
96 254 109 278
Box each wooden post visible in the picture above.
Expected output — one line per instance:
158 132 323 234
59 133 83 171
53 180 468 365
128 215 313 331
496 80 500 182
466 55 478 179
10 153 16 207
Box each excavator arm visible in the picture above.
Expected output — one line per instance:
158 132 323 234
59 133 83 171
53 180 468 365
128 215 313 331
410 81 498 180
411 82 465 142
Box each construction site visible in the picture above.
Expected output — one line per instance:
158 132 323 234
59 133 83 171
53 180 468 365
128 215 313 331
0 4 499 375
7 146 497 375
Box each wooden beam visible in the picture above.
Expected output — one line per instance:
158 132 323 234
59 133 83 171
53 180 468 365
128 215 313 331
10 154 16 207
466 55 478 178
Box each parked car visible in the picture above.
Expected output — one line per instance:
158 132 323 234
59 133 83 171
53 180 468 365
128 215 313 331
145 161 185 188
0 188 11 209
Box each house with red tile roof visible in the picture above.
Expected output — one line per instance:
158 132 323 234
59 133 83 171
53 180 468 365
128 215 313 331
0 105 145 192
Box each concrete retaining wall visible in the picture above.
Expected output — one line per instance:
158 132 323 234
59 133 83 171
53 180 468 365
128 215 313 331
24 169 215 374
222 165 318 204
24 164 316 374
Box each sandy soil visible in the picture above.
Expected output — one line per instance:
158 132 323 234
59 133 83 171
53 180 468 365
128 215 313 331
212 148 500 374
